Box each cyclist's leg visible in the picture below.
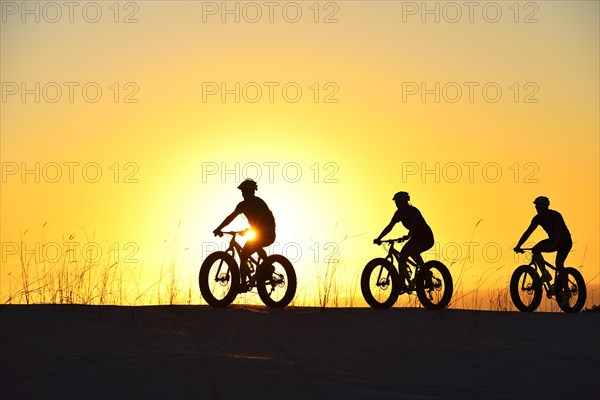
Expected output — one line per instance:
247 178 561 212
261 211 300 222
242 232 275 282
411 234 434 268
255 232 276 278
256 247 268 260
241 241 261 285
555 239 573 301
532 239 554 254
555 239 572 270
408 235 435 285
399 237 433 285
532 239 555 277
397 243 412 287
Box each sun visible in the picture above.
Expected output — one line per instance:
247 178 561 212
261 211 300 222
243 229 256 241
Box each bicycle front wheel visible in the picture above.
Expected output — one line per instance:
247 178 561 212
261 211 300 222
360 258 399 309
257 254 297 308
199 251 239 307
416 260 453 310
510 265 542 312
557 267 587 313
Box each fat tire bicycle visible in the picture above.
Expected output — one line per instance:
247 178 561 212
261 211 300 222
510 248 586 313
361 238 453 310
199 230 297 308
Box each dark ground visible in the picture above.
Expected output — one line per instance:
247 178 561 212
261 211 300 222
1 305 598 399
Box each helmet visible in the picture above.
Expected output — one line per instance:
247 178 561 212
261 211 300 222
392 191 410 202
237 178 258 191
533 196 550 206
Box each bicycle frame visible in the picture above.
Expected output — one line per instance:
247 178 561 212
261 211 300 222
521 249 558 297
221 231 264 281
201 230 297 307
380 239 421 291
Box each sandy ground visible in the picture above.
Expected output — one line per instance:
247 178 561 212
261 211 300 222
1 305 598 400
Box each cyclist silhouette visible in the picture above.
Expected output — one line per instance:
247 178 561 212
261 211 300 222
213 178 276 290
513 196 572 303
374 191 435 286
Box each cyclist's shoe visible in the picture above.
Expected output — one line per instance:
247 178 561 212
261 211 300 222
547 284 556 297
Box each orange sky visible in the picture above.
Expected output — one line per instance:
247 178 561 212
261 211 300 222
1 1 598 307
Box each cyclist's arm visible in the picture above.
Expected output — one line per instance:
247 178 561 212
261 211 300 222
515 221 537 249
214 210 241 233
375 220 396 241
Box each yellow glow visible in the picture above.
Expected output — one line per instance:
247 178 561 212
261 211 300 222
244 229 256 242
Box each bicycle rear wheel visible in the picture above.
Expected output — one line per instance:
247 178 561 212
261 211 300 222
360 258 399 309
257 254 296 308
416 260 453 310
557 267 587 313
510 265 542 312
199 251 239 307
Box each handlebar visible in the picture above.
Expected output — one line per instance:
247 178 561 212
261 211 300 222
375 237 407 245
514 247 539 255
216 229 251 237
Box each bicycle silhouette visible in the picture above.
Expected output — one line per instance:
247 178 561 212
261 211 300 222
510 248 587 313
199 230 297 308
361 237 453 309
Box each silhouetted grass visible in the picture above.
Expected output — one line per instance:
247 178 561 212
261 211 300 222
2 224 596 312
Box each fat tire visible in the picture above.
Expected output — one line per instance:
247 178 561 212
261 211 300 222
510 265 542 312
360 258 399 309
416 260 453 310
557 267 587 313
199 251 239 307
257 254 297 308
